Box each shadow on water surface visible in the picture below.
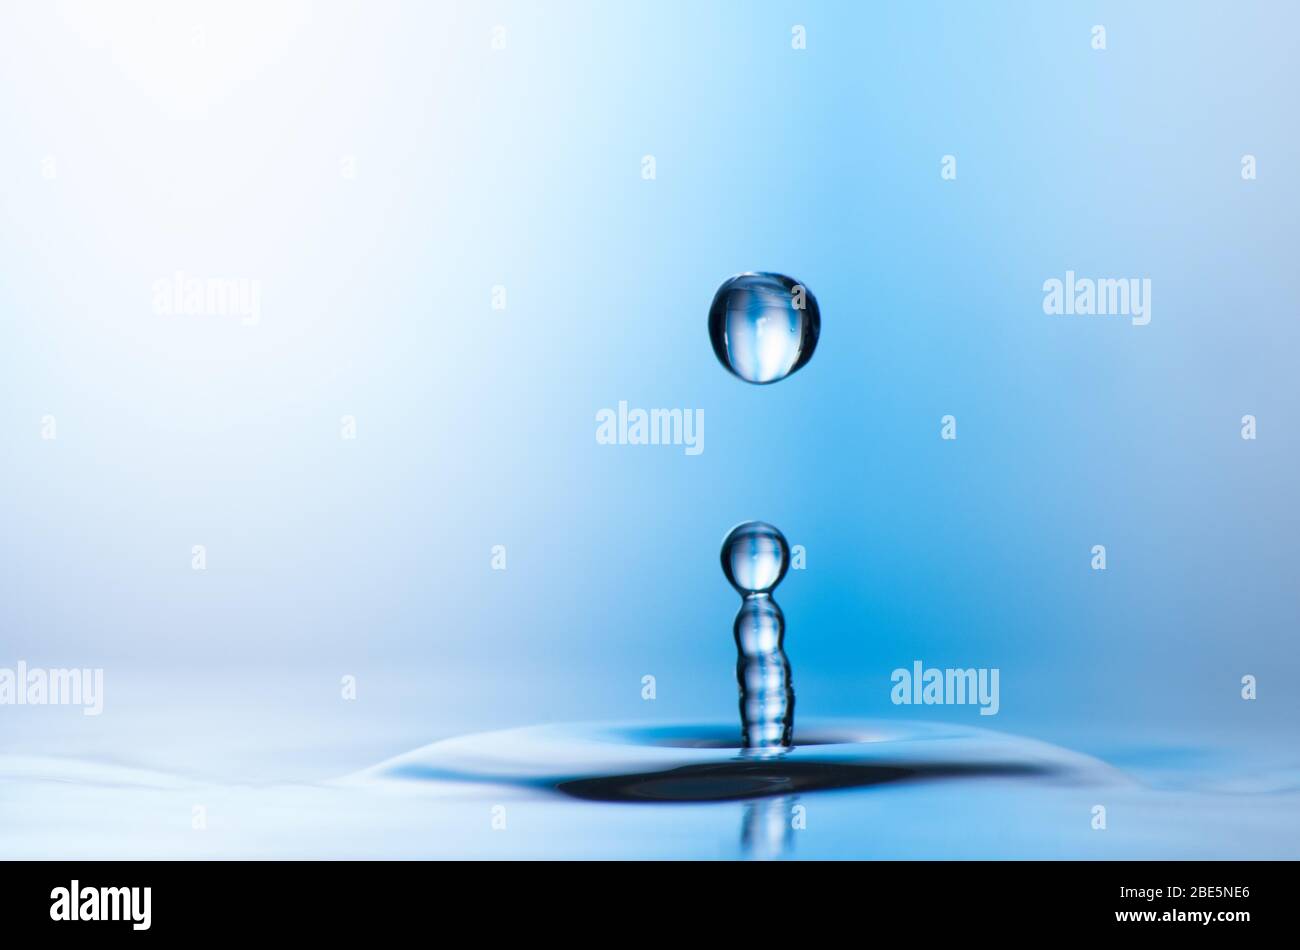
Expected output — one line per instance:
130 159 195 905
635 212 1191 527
554 758 1057 803
373 720 1091 804
383 755 1060 804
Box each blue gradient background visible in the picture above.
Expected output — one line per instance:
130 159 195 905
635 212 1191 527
1 0 1296 807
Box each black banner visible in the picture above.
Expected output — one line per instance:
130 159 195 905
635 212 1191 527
0 860 1283 937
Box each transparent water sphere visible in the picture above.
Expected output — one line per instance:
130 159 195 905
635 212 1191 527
720 521 790 595
708 272 820 384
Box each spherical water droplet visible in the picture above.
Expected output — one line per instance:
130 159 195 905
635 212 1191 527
721 521 790 596
708 272 820 384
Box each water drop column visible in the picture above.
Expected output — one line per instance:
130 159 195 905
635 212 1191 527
721 522 795 750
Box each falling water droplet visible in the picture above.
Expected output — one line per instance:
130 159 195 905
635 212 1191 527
721 521 795 749
708 273 820 384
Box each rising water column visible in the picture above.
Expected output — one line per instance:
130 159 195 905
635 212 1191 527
721 521 795 750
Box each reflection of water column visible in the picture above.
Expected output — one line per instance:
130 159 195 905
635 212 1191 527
721 522 794 750
741 795 796 860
